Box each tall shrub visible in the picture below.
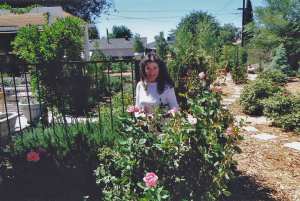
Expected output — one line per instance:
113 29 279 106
12 16 91 115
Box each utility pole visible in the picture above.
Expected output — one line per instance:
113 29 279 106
238 0 246 47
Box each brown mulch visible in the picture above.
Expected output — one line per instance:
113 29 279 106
218 75 300 201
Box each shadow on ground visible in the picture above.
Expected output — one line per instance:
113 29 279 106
218 171 277 201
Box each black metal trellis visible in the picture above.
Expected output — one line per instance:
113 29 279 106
0 59 135 147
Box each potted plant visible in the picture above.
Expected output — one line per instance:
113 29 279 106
19 96 44 124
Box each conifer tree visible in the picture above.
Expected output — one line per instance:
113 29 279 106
154 31 168 61
244 0 254 46
268 43 293 76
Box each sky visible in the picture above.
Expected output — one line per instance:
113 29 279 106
94 0 266 43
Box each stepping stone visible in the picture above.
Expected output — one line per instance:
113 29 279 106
223 98 235 102
234 116 273 125
242 126 259 132
284 142 300 151
232 95 240 98
234 92 241 95
222 106 228 110
252 133 278 140
221 102 232 106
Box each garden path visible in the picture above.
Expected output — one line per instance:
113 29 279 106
219 73 300 200
220 74 300 151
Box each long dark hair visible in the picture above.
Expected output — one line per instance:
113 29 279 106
139 52 174 94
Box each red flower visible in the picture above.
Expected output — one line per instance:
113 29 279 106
182 77 187 80
27 152 40 162
66 165 71 169
187 70 191 75
37 148 46 153
9 143 14 148
284 94 288 96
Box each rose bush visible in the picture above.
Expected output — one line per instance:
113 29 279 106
95 71 244 200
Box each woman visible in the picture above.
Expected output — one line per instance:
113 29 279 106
135 52 179 117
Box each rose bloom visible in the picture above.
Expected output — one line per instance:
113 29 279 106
284 94 288 96
187 114 193 119
226 127 236 137
126 106 139 113
0 176 3 185
199 72 205 78
213 86 222 92
37 148 46 153
168 109 176 117
143 172 158 187
210 84 214 89
27 152 40 162
9 143 14 148
147 114 154 122
188 117 197 125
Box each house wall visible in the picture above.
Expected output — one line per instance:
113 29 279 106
99 48 135 57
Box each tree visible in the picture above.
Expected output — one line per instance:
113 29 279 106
133 34 145 53
111 25 133 38
246 0 300 70
154 31 168 60
12 17 91 116
268 43 293 75
89 27 100 39
219 23 238 46
244 0 254 46
172 11 221 57
3 0 115 22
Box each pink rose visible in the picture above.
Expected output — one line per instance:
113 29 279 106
284 94 288 96
199 72 205 78
37 148 46 153
143 172 158 187
0 176 3 185
134 106 139 112
27 152 40 162
126 106 134 113
210 84 214 89
188 117 197 125
127 106 139 113
213 86 222 92
172 106 178 112
147 114 154 122
187 114 193 119
226 127 236 137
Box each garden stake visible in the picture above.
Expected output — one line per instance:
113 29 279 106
25 72 33 131
106 62 113 134
0 63 11 141
12 74 22 137
120 62 124 114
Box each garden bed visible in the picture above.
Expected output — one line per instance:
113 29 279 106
219 75 300 200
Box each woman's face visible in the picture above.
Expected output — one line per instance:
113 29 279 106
145 62 159 83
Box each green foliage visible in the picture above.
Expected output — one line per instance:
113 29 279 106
245 0 300 70
3 0 115 22
89 27 100 39
95 73 243 200
257 69 288 85
267 44 294 76
111 25 133 38
133 34 146 53
12 16 91 115
238 78 282 115
0 3 43 14
220 23 238 46
154 31 168 61
0 121 121 199
262 91 300 134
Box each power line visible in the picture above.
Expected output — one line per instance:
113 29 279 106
214 0 234 15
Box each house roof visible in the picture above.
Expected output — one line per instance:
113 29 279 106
147 41 157 49
89 37 147 50
0 6 73 32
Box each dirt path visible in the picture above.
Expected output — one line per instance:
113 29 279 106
218 74 300 201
